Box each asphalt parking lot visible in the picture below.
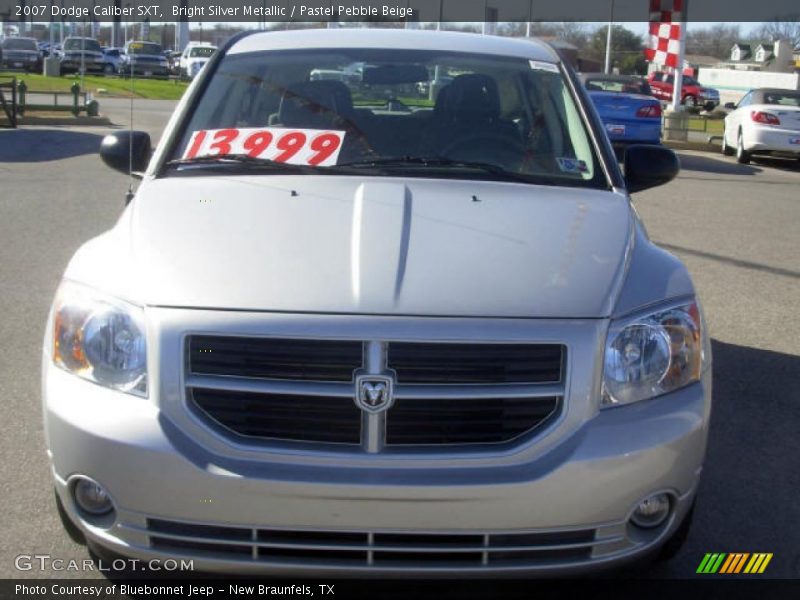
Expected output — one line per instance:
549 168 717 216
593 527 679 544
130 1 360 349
0 99 798 579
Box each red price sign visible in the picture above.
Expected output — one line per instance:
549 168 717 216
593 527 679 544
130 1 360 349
183 127 346 167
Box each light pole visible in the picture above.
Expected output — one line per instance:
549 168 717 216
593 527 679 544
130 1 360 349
604 0 614 74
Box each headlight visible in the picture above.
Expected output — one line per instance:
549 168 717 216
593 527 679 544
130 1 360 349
51 281 147 397
602 300 706 407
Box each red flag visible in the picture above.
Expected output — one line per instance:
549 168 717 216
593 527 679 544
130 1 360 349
645 0 683 67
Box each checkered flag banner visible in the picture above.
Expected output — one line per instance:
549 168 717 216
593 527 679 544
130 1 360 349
645 0 684 67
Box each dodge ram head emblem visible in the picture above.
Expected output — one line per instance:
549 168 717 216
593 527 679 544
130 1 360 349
355 374 395 414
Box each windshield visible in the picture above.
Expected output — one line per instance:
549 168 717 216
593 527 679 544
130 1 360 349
63 38 101 53
3 38 38 51
128 42 163 55
170 48 605 188
190 47 216 58
585 78 650 95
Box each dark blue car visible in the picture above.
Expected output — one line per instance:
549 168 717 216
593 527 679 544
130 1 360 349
582 74 662 146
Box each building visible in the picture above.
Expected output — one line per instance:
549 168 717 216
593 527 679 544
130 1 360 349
719 40 795 73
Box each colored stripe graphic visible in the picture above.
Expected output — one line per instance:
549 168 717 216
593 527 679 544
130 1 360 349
744 553 773 574
697 553 727 573
700 552 773 574
731 553 750 573
719 554 736 574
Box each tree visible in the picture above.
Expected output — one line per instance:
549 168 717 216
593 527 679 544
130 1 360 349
753 21 800 48
686 24 741 59
585 25 646 74
497 22 589 51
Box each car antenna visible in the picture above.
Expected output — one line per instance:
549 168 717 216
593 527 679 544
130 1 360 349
125 50 135 205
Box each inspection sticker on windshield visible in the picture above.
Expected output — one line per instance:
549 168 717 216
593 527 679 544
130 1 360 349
183 127 346 166
557 157 589 173
529 60 559 73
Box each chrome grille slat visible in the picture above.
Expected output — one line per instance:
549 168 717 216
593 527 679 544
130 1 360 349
187 374 354 398
143 518 603 568
395 382 563 399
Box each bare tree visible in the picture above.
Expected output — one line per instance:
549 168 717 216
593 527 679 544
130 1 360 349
753 21 800 48
686 23 741 59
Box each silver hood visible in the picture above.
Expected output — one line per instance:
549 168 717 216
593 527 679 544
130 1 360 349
66 176 632 318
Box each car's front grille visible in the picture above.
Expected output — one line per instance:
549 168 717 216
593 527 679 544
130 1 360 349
189 335 363 382
385 397 560 445
388 342 563 384
185 337 566 452
190 388 362 445
146 518 595 568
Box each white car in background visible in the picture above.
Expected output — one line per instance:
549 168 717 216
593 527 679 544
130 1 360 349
179 42 217 80
722 88 800 164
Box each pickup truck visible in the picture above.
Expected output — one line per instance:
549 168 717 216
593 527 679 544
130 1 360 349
648 72 720 111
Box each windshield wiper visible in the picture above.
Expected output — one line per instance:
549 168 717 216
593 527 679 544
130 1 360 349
335 156 543 184
166 154 319 174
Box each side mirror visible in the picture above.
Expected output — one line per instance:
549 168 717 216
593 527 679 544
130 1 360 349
623 144 679 194
724 102 736 110
100 131 151 175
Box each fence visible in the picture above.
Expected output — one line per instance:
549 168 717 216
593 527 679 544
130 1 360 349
15 81 98 117
0 76 18 128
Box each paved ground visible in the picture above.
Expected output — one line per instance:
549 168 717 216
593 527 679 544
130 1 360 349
1 100 798 580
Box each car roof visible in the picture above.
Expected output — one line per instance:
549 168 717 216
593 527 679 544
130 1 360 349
229 29 560 62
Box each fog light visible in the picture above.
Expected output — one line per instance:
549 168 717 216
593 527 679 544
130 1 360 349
73 478 113 516
631 493 670 528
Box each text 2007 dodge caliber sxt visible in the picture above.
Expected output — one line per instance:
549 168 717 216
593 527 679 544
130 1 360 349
42 29 711 575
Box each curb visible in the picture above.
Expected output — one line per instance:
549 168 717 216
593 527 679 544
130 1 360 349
15 114 112 127
663 139 721 154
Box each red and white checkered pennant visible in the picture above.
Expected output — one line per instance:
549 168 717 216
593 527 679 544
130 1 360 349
644 0 684 67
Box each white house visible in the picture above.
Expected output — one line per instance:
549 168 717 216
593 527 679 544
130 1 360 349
724 40 794 73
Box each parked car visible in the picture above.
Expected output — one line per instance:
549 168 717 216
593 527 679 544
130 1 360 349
59 37 105 75
582 74 662 146
179 42 217 80
722 88 800 164
120 40 169 78
0 36 42 72
165 50 182 76
46 29 709 577
647 72 719 111
102 47 125 75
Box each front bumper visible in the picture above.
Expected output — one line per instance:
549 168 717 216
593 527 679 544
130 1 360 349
123 63 169 77
43 311 711 575
60 59 104 72
0 56 39 69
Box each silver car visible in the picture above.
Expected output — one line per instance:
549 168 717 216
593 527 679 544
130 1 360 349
44 29 711 576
